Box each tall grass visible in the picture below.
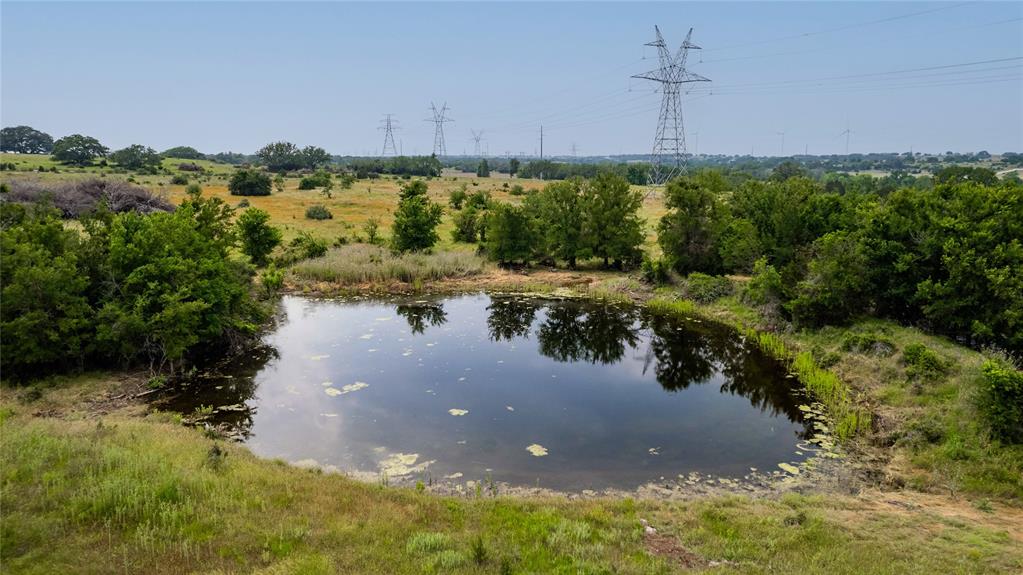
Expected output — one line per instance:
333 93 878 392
290 244 484 285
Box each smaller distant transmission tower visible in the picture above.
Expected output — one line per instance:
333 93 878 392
633 26 710 184
379 114 400 156
425 103 453 156
470 130 484 156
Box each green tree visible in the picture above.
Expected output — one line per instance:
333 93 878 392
0 204 92 376
486 202 535 265
790 231 871 326
451 204 481 243
51 134 108 165
769 160 807 182
391 180 443 252
0 125 54 154
476 159 491 177
273 173 286 194
256 141 303 171
657 176 728 274
582 174 644 268
236 208 282 266
529 179 587 267
509 158 520 177
300 146 331 169
229 169 272 196
110 144 162 171
160 146 205 160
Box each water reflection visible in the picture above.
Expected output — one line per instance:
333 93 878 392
161 295 810 490
395 303 447 334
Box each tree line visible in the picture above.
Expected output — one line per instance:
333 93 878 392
656 165 1022 354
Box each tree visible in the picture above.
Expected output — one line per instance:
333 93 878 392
110 144 162 171
486 202 535 265
476 159 491 177
582 174 644 268
229 169 272 196
51 134 108 165
790 231 871 326
658 176 728 274
161 146 205 160
300 146 331 169
769 160 807 182
256 141 303 171
0 203 92 375
528 179 586 267
509 158 520 177
273 173 286 194
1 125 54 154
391 180 443 252
236 208 282 266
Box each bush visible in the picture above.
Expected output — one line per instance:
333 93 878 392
362 217 381 245
979 359 1023 443
841 333 896 357
448 187 468 209
451 205 481 243
259 264 285 297
509 184 526 196
681 273 733 303
236 208 281 266
298 171 332 190
641 257 670 285
902 343 952 381
170 174 189 185
276 232 328 266
229 169 272 196
790 231 870 326
391 180 443 253
742 257 784 306
305 205 333 220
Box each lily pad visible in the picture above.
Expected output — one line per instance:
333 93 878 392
526 444 548 457
324 388 342 397
777 462 800 475
340 382 369 394
309 354 330 361
448 408 468 416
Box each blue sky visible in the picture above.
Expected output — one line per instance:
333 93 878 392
2 1 1020 156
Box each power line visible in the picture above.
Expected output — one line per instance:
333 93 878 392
378 114 399 156
632 26 710 184
425 102 453 157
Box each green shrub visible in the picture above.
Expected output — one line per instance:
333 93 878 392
236 208 282 266
304 205 333 220
742 257 783 306
298 171 332 190
448 187 468 209
451 205 481 243
681 273 733 303
391 180 443 253
979 360 1023 443
485 202 535 265
259 264 285 297
902 343 952 381
508 184 526 196
229 169 272 196
170 174 189 185
841 333 896 357
276 232 328 266
362 217 381 245
641 257 670 284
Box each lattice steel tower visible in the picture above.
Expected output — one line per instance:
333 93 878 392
470 129 484 157
633 26 710 184
379 114 399 156
425 102 453 156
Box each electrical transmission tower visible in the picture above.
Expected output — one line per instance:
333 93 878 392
425 102 453 156
379 114 400 156
470 129 484 157
633 26 710 184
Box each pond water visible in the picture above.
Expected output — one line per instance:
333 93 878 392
161 294 812 491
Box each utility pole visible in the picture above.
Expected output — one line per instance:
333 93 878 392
379 114 399 156
632 26 710 184
470 130 484 157
425 102 453 156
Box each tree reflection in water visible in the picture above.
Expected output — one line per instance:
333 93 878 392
395 303 447 335
486 297 540 341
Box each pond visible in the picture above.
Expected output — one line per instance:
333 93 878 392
161 294 814 491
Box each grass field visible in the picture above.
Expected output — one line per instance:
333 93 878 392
0 153 668 251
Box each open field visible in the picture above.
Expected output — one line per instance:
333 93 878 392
0 153 668 251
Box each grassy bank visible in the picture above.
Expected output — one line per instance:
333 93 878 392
1 381 1020 574
289 244 485 288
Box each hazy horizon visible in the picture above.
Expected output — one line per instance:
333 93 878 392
2 1 1020 157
